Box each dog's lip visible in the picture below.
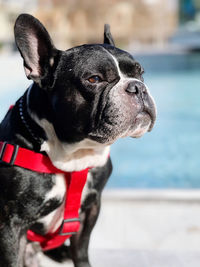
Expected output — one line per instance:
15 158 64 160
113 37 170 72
148 120 155 132
143 106 156 132
145 111 156 132
130 110 155 137
88 132 114 145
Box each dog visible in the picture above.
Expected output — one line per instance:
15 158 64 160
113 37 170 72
0 14 156 267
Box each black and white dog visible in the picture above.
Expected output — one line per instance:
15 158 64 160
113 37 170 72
0 14 156 267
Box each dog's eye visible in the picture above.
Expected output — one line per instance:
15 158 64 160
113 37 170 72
88 76 102 84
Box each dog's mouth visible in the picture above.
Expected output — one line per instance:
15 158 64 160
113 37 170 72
88 108 156 144
143 100 157 132
130 111 153 138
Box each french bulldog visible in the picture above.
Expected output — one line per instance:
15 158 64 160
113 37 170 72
0 14 156 267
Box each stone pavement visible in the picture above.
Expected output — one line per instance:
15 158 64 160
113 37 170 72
40 189 200 267
40 249 200 267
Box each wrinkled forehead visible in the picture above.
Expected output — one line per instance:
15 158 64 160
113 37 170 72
62 44 140 78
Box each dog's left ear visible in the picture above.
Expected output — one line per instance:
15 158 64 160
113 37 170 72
104 24 115 46
14 14 58 85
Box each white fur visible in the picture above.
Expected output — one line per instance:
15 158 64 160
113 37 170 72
37 171 94 234
108 52 127 79
45 173 66 201
38 174 66 233
131 122 151 138
107 50 148 90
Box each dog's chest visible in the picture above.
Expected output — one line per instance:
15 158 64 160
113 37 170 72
37 172 92 234
37 173 66 233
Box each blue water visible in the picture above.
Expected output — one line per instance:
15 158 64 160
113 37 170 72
0 53 200 188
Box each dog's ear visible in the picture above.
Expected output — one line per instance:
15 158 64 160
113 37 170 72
104 24 115 46
14 14 58 85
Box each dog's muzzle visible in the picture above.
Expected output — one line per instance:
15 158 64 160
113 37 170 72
125 80 156 131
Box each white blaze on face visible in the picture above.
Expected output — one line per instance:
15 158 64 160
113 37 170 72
107 50 152 100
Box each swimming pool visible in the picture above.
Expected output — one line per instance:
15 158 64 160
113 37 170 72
0 53 200 188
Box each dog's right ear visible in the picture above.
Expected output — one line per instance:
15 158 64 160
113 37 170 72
14 14 58 85
104 24 115 46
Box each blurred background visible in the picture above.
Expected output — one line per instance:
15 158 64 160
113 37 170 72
0 1 200 265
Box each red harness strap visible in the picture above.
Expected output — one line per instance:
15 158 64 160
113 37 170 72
0 141 88 251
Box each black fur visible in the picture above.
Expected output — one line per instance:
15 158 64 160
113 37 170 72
104 24 115 46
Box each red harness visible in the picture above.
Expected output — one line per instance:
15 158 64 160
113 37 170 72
0 141 89 251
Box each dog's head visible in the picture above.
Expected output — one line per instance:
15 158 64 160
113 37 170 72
14 14 156 147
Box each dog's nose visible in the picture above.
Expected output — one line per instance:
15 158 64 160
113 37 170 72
125 81 146 94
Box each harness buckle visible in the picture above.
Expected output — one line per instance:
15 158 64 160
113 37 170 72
0 142 19 166
59 218 81 236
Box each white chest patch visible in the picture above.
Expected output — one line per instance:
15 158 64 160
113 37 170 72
38 173 66 233
30 115 110 172
37 171 93 234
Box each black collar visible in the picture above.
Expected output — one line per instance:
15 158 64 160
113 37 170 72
17 87 47 148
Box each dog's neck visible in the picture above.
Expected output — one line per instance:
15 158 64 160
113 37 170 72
17 89 46 147
23 84 110 172
39 119 110 171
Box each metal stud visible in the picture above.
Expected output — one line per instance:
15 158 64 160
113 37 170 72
18 95 41 145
